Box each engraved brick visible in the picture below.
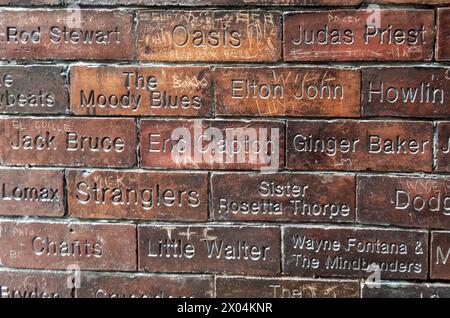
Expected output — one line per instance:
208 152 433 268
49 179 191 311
67 169 208 221
286 120 433 172
66 0 361 5
362 67 450 118
0 117 136 168
138 225 280 275
284 10 435 61
216 276 359 298
214 67 360 117
437 8 450 61
136 11 281 62
436 122 450 172
0 220 136 271
77 273 213 298
362 282 450 298
431 231 450 280
0 66 67 115
0 10 133 60
0 168 64 217
70 66 211 117
358 175 450 229
211 172 355 223
283 226 428 280
140 119 284 170
0 269 71 298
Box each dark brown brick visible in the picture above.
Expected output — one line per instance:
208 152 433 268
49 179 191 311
0 168 64 217
437 8 450 61
283 226 428 280
0 10 133 60
284 10 435 61
436 122 450 172
362 282 450 298
67 169 208 221
0 117 136 168
70 66 211 117
0 66 67 115
362 67 450 118
77 272 213 298
216 276 359 298
0 220 136 271
140 119 284 170
214 67 360 117
136 11 281 62
66 0 361 5
138 225 280 275
286 120 433 172
431 231 450 280
0 269 71 298
358 175 450 229
211 172 355 223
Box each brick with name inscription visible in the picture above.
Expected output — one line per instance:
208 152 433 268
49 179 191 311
284 10 435 61
67 169 208 221
136 11 281 62
286 120 433 172
211 172 355 223
0 270 71 298
140 119 284 170
435 122 450 172
77 272 213 298
66 0 362 5
70 66 211 117
0 117 136 167
213 67 360 117
138 225 280 275
431 232 450 280
216 276 359 298
283 226 428 279
0 66 67 115
0 221 136 271
362 67 450 118
358 175 450 229
362 282 450 298
0 10 133 60
437 8 450 61
0 168 64 217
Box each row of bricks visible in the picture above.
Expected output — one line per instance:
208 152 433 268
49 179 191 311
0 9 447 61
5 168 450 230
0 269 450 298
4 65 450 118
1 117 450 172
0 220 447 280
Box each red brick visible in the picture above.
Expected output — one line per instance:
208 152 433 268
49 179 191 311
0 66 67 115
362 282 450 298
284 10 435 61
286 120 433 172
136 11 281 62
358 175 450 229
138 225 280 275
0 269 71 298
215 276 359 298
0 220 136 271
67 169 208 221
362 67 450 118
437 8 450 61
0 10 133 60
211 172 355 223
0 117 137 168
70 66 211 117
283 226 429 279
77 272 213 298
436 122 450 172
140 119 284 170
67 0 361 5
0 168 64 217
214 67 360 117
431 231 450 280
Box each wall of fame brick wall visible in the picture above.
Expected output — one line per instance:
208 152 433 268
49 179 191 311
0 0 449 299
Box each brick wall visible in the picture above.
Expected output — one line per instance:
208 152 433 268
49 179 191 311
0 0 449 299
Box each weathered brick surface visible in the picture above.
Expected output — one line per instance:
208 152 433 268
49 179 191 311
436 122 450 172
437 8 450 61
430 232 450 280
66 0 362 5
362 282 450 298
